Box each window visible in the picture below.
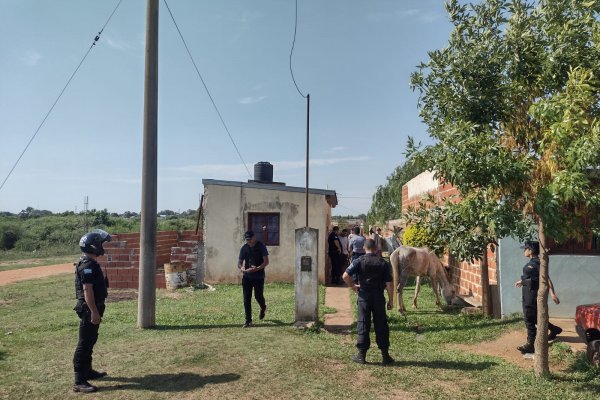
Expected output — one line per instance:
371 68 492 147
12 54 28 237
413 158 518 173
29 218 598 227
248 213 280 246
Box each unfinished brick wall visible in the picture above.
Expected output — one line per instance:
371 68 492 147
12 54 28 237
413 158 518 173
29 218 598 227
98 230 202 289
402 176 496 306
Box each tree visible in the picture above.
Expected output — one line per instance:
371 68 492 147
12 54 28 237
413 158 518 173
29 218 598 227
367 156 425 226
410 0 600 377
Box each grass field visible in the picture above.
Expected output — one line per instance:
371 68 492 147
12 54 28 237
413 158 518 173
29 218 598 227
1 275 599 399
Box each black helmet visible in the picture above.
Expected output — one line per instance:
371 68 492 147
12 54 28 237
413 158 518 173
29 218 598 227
79 229 112 256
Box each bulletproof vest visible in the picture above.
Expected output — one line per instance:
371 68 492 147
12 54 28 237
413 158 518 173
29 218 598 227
74 257 108 303
521 257 540 291
357 254 386 291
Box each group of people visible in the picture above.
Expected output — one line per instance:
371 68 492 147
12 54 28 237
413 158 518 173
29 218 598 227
327 225 385 285
70 228 564 393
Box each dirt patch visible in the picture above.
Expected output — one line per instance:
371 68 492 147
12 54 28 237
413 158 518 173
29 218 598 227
0 263 73 286
106 289 138 303
449 323 585 371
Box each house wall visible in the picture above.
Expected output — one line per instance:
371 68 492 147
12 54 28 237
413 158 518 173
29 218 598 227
402 171 489 305
498 236 600 318
203 183 331 283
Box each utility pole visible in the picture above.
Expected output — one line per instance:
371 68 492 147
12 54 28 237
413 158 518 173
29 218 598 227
138 0 158 329
83 195 88 233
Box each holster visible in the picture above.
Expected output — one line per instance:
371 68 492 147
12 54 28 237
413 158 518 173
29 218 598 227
73 300 89 319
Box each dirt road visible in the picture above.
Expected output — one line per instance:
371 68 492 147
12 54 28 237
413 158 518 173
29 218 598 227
0 263 73 286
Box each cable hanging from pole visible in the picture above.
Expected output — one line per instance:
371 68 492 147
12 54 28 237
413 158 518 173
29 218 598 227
0 0 124 194
290 0 307 99
163 0 252 179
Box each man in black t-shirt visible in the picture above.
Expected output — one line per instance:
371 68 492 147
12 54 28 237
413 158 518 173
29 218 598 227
238 230 269 327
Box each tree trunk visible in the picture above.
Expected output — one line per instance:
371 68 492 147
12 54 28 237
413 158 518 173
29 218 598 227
534 220 551 378
480 245 492 317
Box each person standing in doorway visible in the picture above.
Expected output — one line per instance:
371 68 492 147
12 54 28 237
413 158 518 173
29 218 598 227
514 240 562 354
72 229 111 393
348 226 366 261
343 239 394 365
238 230 269 328
339 228 350 272
327 226 343 284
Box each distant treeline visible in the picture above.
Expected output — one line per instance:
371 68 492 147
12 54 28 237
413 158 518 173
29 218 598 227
0 207 198 259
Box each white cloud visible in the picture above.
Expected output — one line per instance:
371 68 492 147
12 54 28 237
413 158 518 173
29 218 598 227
322 146 346 154
22 51 41 67
239 96 266 105
104 35 133 52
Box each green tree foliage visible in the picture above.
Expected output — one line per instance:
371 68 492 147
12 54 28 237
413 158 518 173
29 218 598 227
367 157 425 226
409 0 600 377
0 208 197 258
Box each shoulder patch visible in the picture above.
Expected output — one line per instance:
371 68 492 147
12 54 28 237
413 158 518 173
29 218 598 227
527 265 535 269
83 268 93 274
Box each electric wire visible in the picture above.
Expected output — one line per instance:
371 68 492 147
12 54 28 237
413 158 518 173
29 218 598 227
0 0 124 193
163 0 252 179
290 0 307 98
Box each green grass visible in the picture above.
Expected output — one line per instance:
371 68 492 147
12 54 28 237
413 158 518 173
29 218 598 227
0 254 79 271
1 276 599 399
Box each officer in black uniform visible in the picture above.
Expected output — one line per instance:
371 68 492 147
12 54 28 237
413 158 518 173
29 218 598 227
514 240 562 354
72 229 111 393
342 238 394 365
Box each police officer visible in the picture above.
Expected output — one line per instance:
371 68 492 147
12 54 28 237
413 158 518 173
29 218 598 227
72 229 111 393
342 238 394 365
514 240 562 354
238 230 269 328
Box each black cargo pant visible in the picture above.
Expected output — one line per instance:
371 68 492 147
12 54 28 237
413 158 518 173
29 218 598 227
522 290 559 340
356 290 389 351
329 251 342 283
73 301 105 374
242 276 265 323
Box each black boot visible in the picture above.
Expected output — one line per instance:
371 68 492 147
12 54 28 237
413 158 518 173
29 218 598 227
381 349 395 365
73 373 98 393
352 349 367 364
517 338 535 354
548 325 563 341
85 369 107 380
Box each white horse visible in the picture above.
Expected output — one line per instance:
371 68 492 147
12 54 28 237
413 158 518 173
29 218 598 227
389 246 456 315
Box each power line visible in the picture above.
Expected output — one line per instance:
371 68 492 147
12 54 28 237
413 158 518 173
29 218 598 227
290 0 307 98
0 0 124 194
163 0 252 179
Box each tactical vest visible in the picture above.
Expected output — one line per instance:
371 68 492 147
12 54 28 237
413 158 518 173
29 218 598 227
357 254 386 291
74 257 108 303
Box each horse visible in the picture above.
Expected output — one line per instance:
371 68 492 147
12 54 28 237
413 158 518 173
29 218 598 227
389 246 456 315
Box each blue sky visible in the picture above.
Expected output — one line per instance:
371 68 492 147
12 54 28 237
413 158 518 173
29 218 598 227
0 0 452 215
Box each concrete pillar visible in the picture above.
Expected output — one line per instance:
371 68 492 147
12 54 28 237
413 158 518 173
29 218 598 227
295 227 319 322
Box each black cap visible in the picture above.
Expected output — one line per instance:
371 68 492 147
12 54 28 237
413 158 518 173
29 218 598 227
244 230 255 240
520 240 540 253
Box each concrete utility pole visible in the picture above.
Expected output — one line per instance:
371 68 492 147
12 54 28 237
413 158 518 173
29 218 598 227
138 0 158 329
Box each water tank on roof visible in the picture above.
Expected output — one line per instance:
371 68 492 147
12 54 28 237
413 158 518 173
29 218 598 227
254 162 273 183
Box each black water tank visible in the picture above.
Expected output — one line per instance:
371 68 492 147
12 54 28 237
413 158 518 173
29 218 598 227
254 162 273 183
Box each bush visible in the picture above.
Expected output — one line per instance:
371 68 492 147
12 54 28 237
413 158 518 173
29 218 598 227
402 225 430 248
0 224 21 250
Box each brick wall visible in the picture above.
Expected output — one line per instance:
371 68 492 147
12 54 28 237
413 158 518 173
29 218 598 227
402 174 495 305
98 230 202 289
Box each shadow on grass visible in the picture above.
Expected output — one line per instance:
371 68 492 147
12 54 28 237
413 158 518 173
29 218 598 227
0 351 7 360
154 319 290 330
100 372 240 392
388 316 520 333
551 353 600 394
390 359 498 371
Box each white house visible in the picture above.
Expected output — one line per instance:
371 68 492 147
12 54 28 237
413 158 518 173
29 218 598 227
200 165 337 283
